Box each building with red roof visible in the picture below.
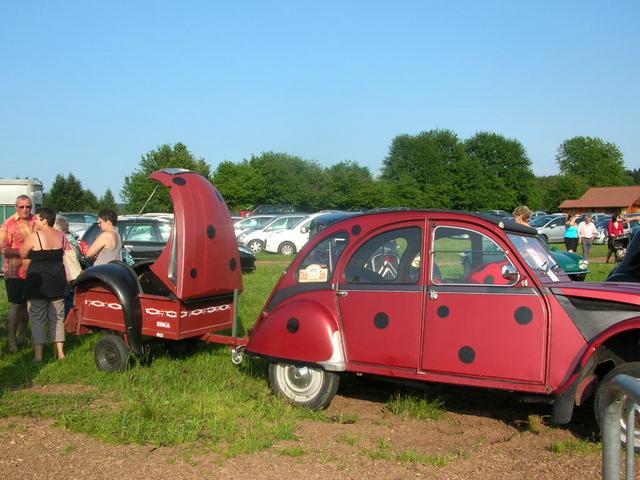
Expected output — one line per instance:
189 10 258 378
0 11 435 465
559 186 640 215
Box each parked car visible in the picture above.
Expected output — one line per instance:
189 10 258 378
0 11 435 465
482 209 510 219
530 214 567 243
79 216 256 273
236 214 307 253
233 215 278 236
530 211 547 218
245 209 640 446
547 247 589 280
263 212 328 256
241 204 297 217
58 211 99 237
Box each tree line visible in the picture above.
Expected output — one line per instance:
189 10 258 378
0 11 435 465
44 130 638 215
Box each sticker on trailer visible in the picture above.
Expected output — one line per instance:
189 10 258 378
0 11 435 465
156 321 171 329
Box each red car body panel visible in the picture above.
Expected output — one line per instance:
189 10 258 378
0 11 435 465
247 290 338 363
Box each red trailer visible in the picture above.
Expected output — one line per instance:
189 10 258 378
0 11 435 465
65 169 247 371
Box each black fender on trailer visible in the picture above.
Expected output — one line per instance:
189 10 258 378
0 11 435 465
75 262 144 356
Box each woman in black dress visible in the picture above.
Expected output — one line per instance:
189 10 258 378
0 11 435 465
19 207 68 362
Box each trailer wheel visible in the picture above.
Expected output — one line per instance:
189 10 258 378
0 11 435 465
594 361 640 449
94 334 130 372
268 362 339 410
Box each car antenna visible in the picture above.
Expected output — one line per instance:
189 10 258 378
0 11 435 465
122 185 159 243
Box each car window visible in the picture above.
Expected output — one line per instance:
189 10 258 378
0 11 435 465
158 222 172 242
264 217 291 231
432 226 516 285
124 224 159 242
285 216 305 228
507 233 563 282
344 227 422 284
84 214 98 223
297 232 349 283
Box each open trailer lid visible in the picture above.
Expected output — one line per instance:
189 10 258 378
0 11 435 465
149 169 243 300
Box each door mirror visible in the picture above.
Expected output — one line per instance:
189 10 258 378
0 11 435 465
300 226 309 234
501 264 520 283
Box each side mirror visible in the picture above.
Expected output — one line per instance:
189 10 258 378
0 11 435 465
501 264 520 283
301 226 309 234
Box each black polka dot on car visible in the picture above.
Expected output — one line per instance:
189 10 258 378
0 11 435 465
207 225 216 239
459 346 476 364
229 258 237 271
437 305 449 318
374 312 389 329
190 268 197 278
515 306 533 325
172 177 186 186
287 318 299 333
484 276 494 284
351 225 362 235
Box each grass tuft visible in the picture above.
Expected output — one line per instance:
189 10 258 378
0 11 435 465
385 392 445 421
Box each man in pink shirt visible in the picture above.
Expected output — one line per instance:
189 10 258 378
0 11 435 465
578 214 597 262
0 195 36 352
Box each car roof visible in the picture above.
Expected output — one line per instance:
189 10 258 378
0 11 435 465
310 209 536 236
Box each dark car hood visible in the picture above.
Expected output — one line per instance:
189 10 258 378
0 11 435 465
551 281 640 342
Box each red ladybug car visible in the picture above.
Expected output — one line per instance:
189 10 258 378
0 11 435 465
244 210 640 443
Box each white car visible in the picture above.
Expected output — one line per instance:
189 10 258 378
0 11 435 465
233 215 278 237
237 214 307 253
263 213 327 256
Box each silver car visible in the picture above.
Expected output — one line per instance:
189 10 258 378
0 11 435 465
530 214 567 243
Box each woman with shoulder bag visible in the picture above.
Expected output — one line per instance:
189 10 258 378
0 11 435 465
19 208 68 362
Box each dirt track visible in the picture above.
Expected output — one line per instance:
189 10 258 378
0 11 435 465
0 378 607 480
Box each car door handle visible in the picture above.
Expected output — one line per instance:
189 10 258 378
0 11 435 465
336 290 348 297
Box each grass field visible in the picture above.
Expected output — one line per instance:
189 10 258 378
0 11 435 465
0 245 619 454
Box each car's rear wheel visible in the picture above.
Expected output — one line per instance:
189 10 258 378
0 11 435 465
278 242 296 256
268 362 339 410
94 333 130 372
247 239 264 253
594 361 640 449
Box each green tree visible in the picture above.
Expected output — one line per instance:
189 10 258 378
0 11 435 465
381 129 464 208
212 160 267 211
627 168 640 184
323 161 377 209
464 132 536 210
537 174 589 213
556 136 631 186
98 189 119 212
121 143 211 213
248 152 327 211
44 173 93 212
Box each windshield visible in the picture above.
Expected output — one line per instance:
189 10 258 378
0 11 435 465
507 233 563 281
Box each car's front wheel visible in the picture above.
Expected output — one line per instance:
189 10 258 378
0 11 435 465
594 361 640 449
247 239 264 253
268 362 339 410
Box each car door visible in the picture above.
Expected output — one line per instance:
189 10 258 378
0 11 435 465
336 223 424 369
421 223 548 384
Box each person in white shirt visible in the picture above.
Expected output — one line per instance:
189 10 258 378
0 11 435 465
578 214 597 261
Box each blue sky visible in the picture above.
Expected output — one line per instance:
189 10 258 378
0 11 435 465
1 1 638 199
